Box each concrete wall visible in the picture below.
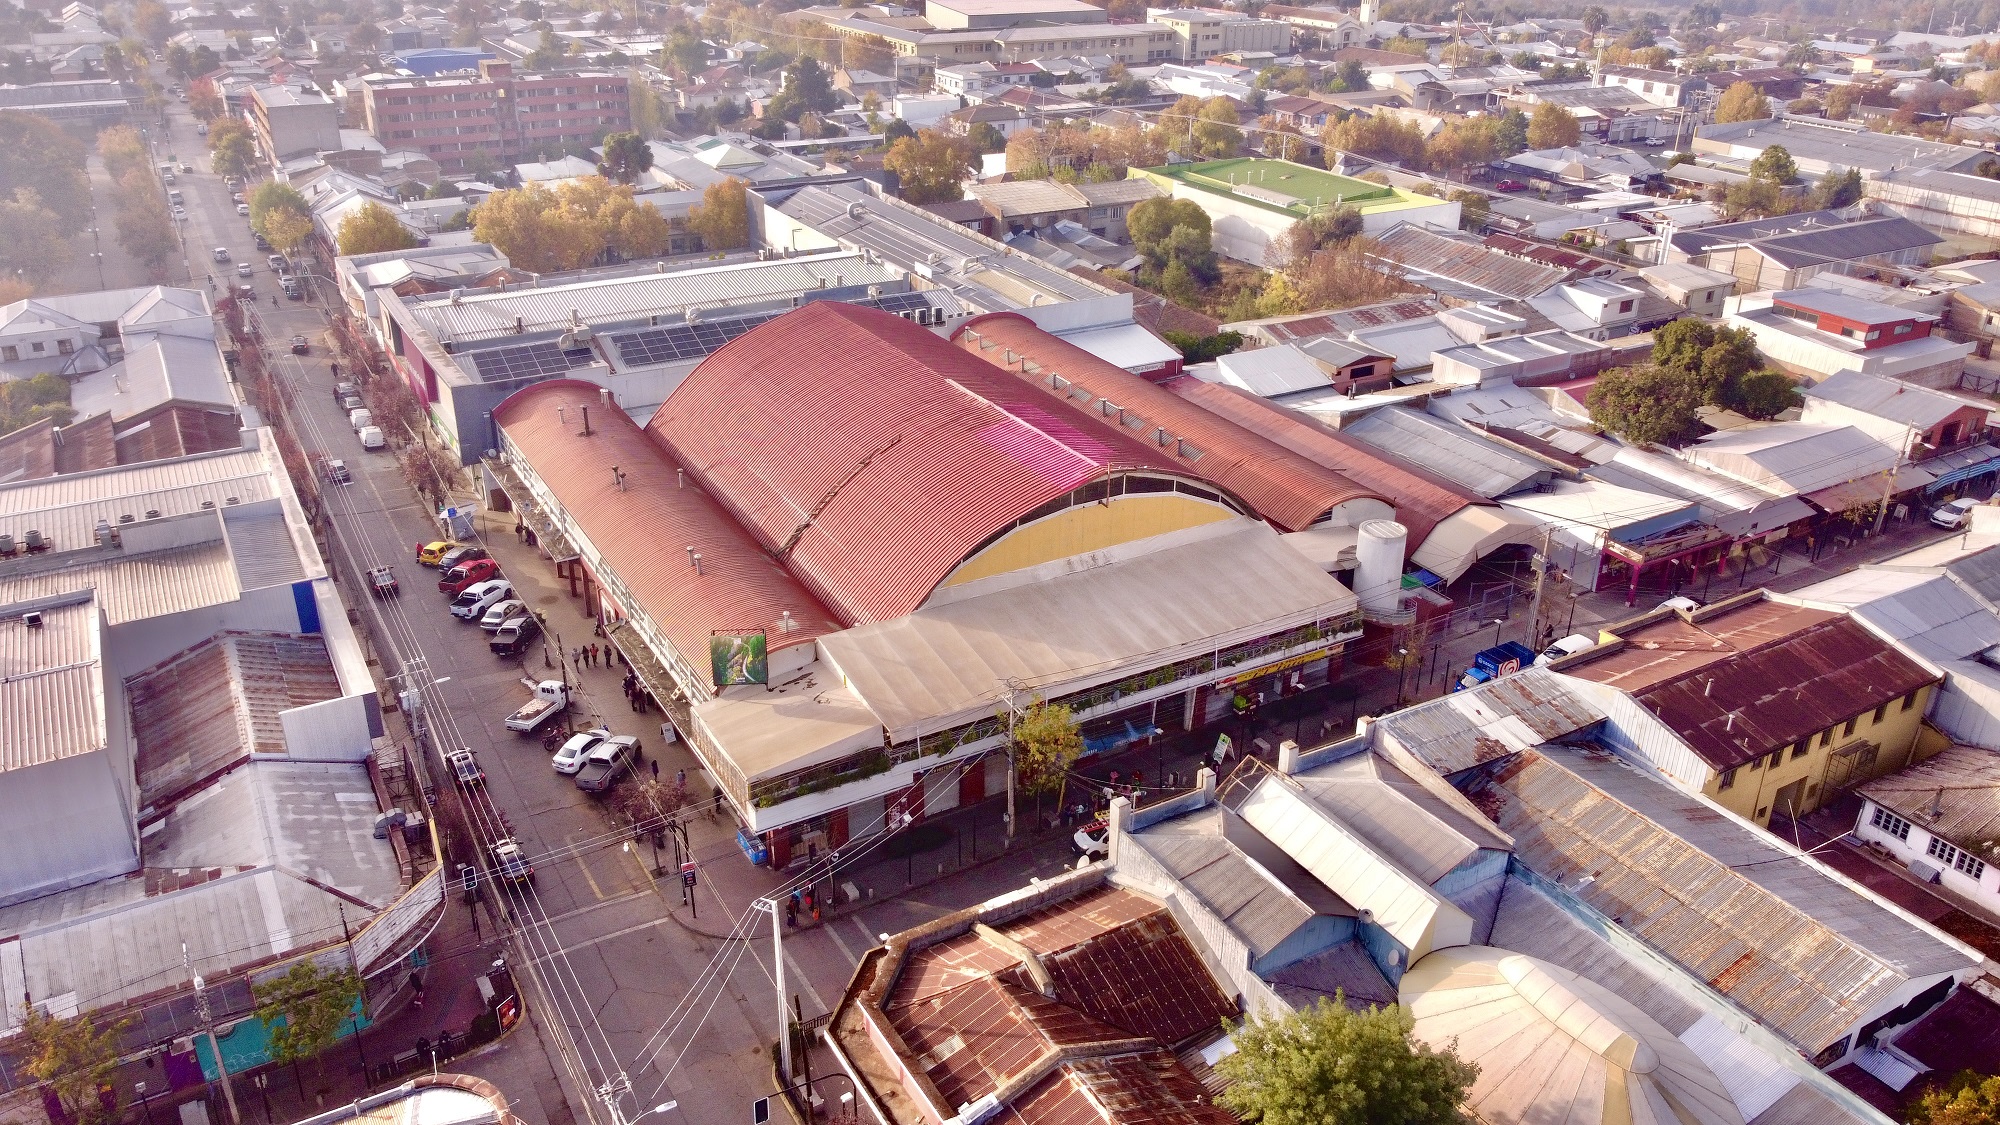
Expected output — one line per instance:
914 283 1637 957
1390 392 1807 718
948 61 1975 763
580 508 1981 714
0 750 138 907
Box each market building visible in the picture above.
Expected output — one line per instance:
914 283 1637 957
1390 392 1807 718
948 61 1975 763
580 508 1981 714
490 302 1367 864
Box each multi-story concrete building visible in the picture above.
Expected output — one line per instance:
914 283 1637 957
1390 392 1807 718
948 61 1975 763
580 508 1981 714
359 60 630 173
247 81 342 163
1147 6 1292 61
0 78 128 124
924 0 1105 28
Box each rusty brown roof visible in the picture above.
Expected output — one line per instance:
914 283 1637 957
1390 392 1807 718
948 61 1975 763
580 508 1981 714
955 312 1384 531
1163 378 1481 547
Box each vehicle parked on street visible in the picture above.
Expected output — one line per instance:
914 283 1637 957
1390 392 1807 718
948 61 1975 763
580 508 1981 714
439 557 500 594
575 736 641 794
333 380 357 403
450 579 513 620
212 247 230 262
490 837 533 884
480 598 526 631
1495 179 1528 191
418 540 462 567
504 679 571 733
1455 641 1537 691
358 425 385 451
231 192 244 203
167 190 183 205
553 727 611 774
1072 816 1108 858
236 203 250 216
162 169 175 183
291 335 309 354
180 162 192 173
368 565 400 597
1534 633 1596 667
349 408 372 432
197 122 208 135
324 458 351 484
267 254 285 271
490 614 541 657
283 279 303 300
236 262 252 277
1932 496 1985 529
447 747 484 786
437 545 489 571
341 394 363 412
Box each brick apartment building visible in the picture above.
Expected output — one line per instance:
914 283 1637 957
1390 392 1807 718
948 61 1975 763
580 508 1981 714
359 59 630 173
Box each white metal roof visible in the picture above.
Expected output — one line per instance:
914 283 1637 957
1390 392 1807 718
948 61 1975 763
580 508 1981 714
1213 344 1331 397
1690 423 1906 494
0 596 102 773
1500 478 1699 533
1805 369 1989 429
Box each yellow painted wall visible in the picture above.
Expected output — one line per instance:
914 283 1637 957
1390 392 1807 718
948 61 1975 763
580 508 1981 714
939 493 1236 588
1702 683 1934 826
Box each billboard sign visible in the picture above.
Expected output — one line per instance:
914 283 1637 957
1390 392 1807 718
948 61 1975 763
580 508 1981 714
710 631 768 688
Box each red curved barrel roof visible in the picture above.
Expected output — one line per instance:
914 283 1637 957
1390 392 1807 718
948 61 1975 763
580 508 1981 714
493 379 841 676
648 302 1192 625
950 312 1382 532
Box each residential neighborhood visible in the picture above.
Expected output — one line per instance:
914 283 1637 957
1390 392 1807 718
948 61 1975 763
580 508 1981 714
14 1 2000 1125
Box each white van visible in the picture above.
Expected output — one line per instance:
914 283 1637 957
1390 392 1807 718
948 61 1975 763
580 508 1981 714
1534 633 1597 667
450 579 514 620
357 425 385 450
349 408 372 432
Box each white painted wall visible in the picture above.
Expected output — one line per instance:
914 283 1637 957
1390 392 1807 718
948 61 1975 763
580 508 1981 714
0 751 138 908
1855 797 2000 912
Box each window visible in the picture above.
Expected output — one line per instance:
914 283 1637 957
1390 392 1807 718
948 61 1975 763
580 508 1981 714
30 341 43 354
1618 299 1634 312
1843 717 1858 738
1894 323 1911 334
57 339 72 355
0 345 14 361
1748 755 1762 771
1873 703 1889 724
1768 750 1784 769
1925 837 1982 880
1903 690 1920 712
1792 740 1810 760
1718 767 1737 791
1757 806 1770 820
1872 806 1912 840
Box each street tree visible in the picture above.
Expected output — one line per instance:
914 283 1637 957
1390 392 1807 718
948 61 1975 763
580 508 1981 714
0 190 75 284
18 1007 131 1125
252 959 363 1097
1525 103 1581 149
1587 364 1708 446
98 124 149 181
1734 369 1802 420
597 131 653 184
686 176 749 252
250 181 310 233
1715 80 1771 123
207 119 257 179
337 201 419 255
1009 697 1083 803
0 115 90 231
1812 167 1863 209
1215 996 1478 1125
188 77 224 120
262 207 314 255
885 130 971 204
1581 5 1608 32
132 0 171 42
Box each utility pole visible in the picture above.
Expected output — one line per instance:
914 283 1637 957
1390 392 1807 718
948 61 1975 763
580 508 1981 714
1000 683 1019 845
183 943 242 1125
758 898 792 1082
1873 421 1916 535
1527 524 1554 647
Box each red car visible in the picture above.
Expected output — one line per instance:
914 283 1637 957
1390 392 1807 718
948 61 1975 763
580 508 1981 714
439 558 500 595
1494 179 1529 192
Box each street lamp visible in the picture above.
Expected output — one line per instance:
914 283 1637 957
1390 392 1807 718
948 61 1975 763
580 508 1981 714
1394 647 1410 708
1489 617 1506 647
134 1082 155 1125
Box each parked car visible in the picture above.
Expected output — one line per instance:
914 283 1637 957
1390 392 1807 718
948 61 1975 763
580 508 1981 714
439 557 500 594
1073 816 1108 858
480 598 526 631
324 458 351 484
283 279 304 300
1932 496 1984 529
418 540 462 567
1659 596 1701 612
211 247 230 262
267 254 285 271
552 727 611 774
333 381 357 403
367 565 399 597
490 837 533 884
162 169 175 183
236 203 250 216
253 232 270 250
349 407 372 432
180 162 192 173
1494 179 1529 191
574 736 642 794
436 545 489 571
197 122 208 136
446 747 484 786
450 578 513 620
236 262 252 277
505 680 570 733
341 394 363 412
358 425 385 451
490 614 541 657
1534 632 1596 667
231 191 244 203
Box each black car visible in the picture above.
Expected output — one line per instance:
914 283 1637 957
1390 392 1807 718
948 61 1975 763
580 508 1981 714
489 614 541 657
436 545 489 571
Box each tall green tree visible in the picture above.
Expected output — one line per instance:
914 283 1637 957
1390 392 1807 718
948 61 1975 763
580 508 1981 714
18 1007 131 1125
252 960 363 1097
1009 697 1082 797
208 118 257 178
597 131 654 184
764 56 836 124
1812 167 1863 209
1587 364 1708 446
1715 80 1771 123
1748 144 1798 183
1215 996 1477 1125
1652 318 1760 405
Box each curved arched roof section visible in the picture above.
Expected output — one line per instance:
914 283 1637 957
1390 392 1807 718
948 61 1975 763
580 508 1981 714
950 312 1385 532
493 379 842 676
647 302 1201 625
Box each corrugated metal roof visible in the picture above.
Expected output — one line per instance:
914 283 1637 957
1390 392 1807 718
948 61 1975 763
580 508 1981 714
0 541 240 626
1289 750 1512 883
1212 344 1330 397
1751 217 1943 269
1858 745 2000 859
1130 804 1353 959
1163 378 1477 542
1690 424 1902 496
1345 407 1550 499
1805 370 1983 429
652 303 1193 625
0 447 276 553
1797 568 2000 662
1374 666 1606 776
0 598 102 772
1372 224 1573 300
495 378 842 687
1491 745 1974 1057
222 506 307 590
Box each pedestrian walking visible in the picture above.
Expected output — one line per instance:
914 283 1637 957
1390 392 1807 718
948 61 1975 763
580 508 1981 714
713 788 724 815
409 971 424 1008
651 759 660 781
676 768 686 789
590 643 600 667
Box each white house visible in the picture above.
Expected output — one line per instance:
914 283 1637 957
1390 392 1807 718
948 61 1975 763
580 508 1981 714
1853 745 2000 915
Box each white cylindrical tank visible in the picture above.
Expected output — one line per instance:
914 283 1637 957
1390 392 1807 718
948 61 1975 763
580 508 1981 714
1354 519 1408 615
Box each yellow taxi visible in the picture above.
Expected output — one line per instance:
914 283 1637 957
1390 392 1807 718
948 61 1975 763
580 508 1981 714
417 540 462 567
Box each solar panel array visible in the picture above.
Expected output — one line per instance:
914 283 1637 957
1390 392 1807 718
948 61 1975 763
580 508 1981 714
469 341 599 383
610 312 781 367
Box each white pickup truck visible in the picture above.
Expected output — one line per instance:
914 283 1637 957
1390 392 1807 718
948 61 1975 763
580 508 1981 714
504 679 571 734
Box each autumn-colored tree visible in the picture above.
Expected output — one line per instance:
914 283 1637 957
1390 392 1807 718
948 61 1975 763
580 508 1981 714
470 183 606 271
885 129 971 204
1007 698 1082 797
1714 80 1772 123
1424 115 1502 175
263 207 314 254
685 176 749 252
1525 103 1581 149
18 1008 131 1125
1158 95 1241 159
97 124 149 181
188 77 224 120
208 118 257 178
1323 113 1427 166
1290 237 1417 311
1910 1070 2000 1125
1824 84 1861 120
336 200 419 256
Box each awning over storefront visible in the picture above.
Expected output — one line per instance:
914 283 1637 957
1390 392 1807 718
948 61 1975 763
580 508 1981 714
1922 444 2000 492
1804 466 1936 514
1411 505 1542 583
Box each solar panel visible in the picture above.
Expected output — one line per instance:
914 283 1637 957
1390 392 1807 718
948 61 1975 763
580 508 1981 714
609 311 784 367
470 341 574 383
